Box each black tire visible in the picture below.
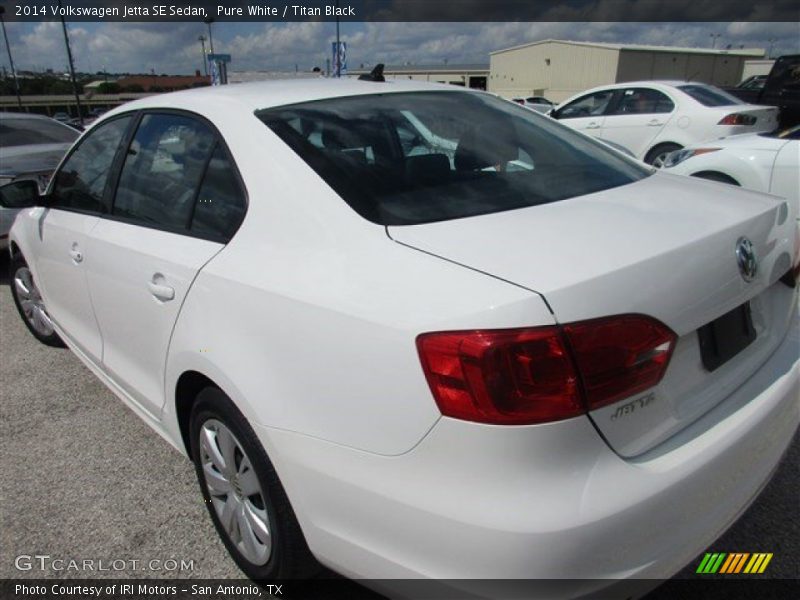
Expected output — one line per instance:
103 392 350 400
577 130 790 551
692 171 740 186
645 142 682 167
9 253 65 347
189 387 319 580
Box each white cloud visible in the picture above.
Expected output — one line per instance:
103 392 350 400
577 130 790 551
1 21 797 75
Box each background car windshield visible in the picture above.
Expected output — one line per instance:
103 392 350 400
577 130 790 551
677 84 744 107
258 92 649 225
0 118 79 148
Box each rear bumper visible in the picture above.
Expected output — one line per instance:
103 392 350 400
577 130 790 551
256 313 799 597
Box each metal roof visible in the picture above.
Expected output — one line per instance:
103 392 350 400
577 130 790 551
348 64 489 74
491 39 765 57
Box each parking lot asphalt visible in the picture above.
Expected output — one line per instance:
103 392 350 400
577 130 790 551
0 252 797 588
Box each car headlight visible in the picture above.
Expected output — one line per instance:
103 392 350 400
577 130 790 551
663 147 720 169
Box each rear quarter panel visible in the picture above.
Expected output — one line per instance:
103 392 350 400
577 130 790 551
163 119 555 456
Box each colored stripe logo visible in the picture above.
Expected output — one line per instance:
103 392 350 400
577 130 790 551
696 552 773 574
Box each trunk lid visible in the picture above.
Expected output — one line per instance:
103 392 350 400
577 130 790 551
389 172 797 456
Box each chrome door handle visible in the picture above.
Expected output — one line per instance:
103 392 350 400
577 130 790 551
148 281 175 301
647 119 662 126
69 248 83 263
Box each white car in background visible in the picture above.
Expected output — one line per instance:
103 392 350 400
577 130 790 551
550 81 780 166
2 80 799 597
664 126 799 206
513 96 555 113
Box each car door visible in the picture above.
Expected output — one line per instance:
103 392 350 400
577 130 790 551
85 112 246 417
34 115 134 362
600 87 676 158
552 90 615 138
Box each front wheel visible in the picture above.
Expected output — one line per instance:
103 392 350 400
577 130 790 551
645 143 682 168
189 387 319 580
9 254 64 347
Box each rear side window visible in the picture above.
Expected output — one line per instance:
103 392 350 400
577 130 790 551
767 57 800 90
113 114 215 231
0 118 79 148
677 84 744 107
50 116 132 213
612 88 675 114
258 92 649 226
190 144 246 241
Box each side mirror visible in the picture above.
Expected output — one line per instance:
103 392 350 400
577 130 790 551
0 180 43 209
548 109 560 119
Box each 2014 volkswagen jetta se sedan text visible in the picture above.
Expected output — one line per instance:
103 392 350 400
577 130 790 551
3 80 799 598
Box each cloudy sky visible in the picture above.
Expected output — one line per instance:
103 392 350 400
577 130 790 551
1 21 797 75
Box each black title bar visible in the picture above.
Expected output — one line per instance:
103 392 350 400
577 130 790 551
2 0 798 22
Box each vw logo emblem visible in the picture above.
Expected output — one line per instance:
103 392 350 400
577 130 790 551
735 237 757 282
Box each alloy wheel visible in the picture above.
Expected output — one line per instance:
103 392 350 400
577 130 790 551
651 152 671 168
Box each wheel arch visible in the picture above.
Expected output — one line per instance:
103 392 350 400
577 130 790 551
174 370 219 455
690 171 741 186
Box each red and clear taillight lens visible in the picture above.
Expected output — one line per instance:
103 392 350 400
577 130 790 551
718 113 757 126
562 315 676 410
417 315 676 425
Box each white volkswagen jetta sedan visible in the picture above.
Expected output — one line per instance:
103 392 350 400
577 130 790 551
3 79 798 597
550 81 780 166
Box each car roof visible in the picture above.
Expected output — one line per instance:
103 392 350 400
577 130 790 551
0 111 66 122
103 78 470 120
556 80 720 106
591 81 692 92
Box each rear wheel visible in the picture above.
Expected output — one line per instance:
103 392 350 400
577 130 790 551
189 387 318 579
692 171 740 186
9 254 64 347
645 143 682 168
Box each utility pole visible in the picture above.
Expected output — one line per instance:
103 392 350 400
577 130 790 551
204 17 215 54
0 6 23 110
198 35 207 76
57 0 83 125
335 0 340 77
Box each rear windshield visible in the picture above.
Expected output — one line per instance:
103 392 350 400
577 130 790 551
677 84 744 107
762 125 800 140
0 117 78 148
258 91 649 226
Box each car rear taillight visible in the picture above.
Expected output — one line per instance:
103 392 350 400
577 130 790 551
417 327 582 425
417 315 676 425
562 315 676 410
718 113 757 126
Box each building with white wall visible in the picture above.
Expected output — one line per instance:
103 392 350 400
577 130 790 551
489 40 765 102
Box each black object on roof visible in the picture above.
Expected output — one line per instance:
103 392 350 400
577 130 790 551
358 64 385 82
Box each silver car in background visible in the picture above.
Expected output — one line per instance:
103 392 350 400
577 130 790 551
0 112 79 249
